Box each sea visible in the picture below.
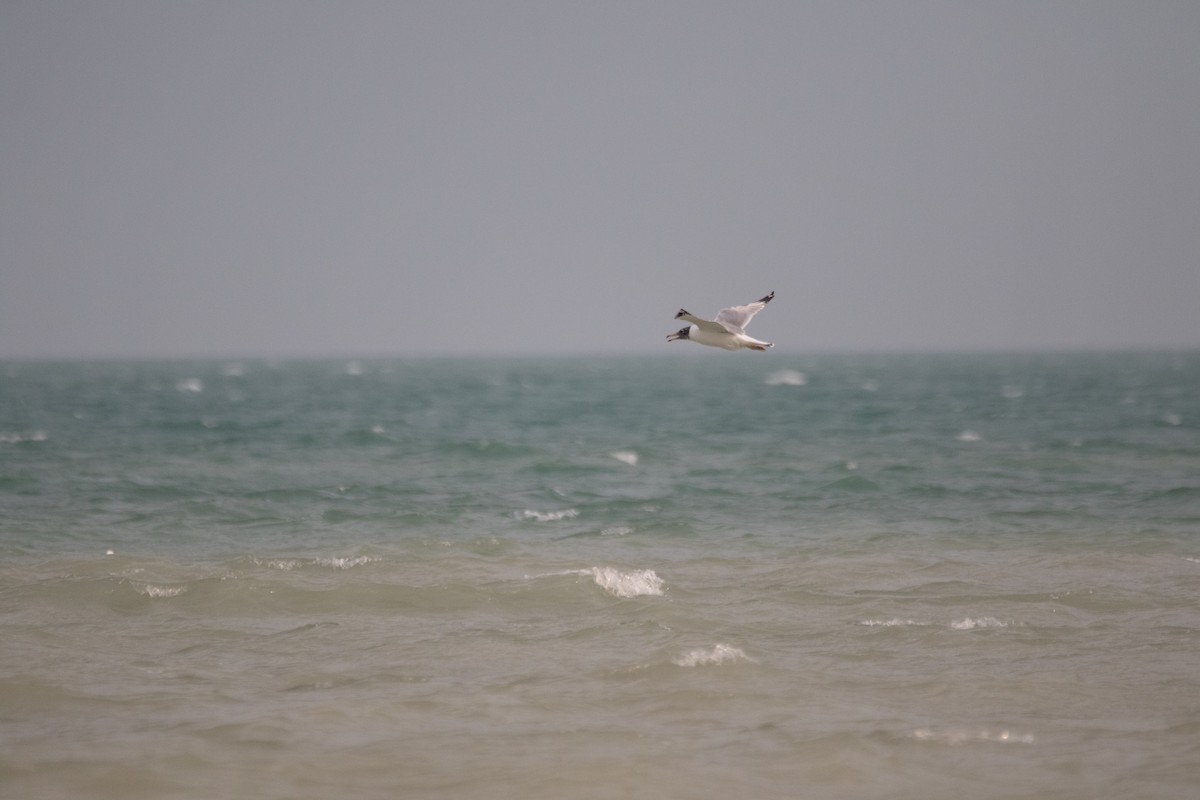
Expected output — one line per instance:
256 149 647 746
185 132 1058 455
2 352 1198 799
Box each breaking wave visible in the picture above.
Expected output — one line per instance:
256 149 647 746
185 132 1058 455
253 556 381 571
764 369 806 386
588 567 663 598
672 643 753 667
951 616 1011 630
912 727 1034 745
518 509 580 522
860 618 926 627
137 584 188 598
537 567 665 598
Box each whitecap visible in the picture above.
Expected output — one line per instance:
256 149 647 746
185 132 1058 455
1162 413 1182 426
956 430 982 442
764 369 807 386
609 450 639 466
518 509 579 522
259 558 304 571
314 556 380 570
1002 385 1025 399
672 643 753 667
0 430 49 444
951 616 1009 630
860 618 925 627
600 526 633 537
589 567 663 598
175 378 204 393
139 584 187 598
912 728 1034 745
253 556 378 570
344 361 364 376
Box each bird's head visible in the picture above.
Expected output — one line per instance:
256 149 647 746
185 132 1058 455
666 326 691 343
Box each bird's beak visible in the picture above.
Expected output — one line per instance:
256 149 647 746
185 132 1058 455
666 331 682 342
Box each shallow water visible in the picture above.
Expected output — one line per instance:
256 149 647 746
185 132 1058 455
2 353 1199 798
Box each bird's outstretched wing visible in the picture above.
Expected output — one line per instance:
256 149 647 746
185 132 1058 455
714 291 774 334
674 309 729 336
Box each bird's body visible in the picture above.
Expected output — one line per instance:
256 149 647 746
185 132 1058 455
667 291 775 351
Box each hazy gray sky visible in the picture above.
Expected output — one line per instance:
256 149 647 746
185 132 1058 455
3 1 1198 358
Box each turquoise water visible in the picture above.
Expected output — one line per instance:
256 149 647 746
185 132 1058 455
2 353 1199 798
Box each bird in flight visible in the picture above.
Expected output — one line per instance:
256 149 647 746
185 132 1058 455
666 291 775 351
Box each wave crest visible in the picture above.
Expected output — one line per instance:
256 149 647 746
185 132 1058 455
138 584 187 598
253 556 380 571
951 616 1010 630
913 727 1034 744
590 567 663 598
764 369 806 386
0 430 48 444
518 509 580 522
673 643 752 667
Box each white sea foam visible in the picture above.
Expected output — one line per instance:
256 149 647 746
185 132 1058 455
314 556 380 569
264 559 303 570
764 369 807 386
956 430 982 442
518 509 580 522
951 616 1009 630
175 378 204 393
912 728 1034 745
1002 385 1025 399
534 567 664 597
673 643 753 667
139 584 187 598
861 618 926 627
609 450 639 466
0 430 48 444
254 556 378 570
589 567 664 598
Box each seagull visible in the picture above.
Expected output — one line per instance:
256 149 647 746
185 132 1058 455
667 291 775 351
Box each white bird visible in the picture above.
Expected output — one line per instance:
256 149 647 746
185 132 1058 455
666 291 775 351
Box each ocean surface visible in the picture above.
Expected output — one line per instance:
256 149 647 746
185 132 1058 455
2 352 1199 799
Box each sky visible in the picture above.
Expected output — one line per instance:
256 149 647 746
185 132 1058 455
2 1 1198 359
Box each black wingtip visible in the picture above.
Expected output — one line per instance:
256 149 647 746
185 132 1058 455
760 291 775 304
675 308 690 319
